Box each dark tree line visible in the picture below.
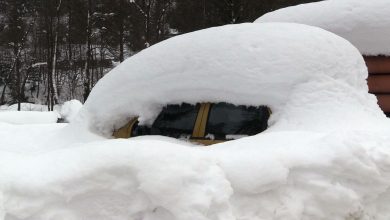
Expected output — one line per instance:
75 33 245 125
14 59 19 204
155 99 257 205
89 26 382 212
0 0 320 110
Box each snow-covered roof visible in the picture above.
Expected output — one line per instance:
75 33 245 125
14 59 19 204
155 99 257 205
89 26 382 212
78 23 384 136
255 0 390 56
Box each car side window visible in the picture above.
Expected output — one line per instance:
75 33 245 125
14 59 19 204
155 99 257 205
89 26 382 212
149 103 200 138
116 102 270 143
205 103 270 140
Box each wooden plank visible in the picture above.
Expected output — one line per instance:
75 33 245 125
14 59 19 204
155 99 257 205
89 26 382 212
376 94 390 112
364 56 390 74
368 75 390 93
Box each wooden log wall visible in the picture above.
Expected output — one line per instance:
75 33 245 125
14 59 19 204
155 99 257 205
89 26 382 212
365 56 390 116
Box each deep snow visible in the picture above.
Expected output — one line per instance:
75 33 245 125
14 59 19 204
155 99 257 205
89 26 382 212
0 112 59 125
2 126 390 220
0 100 82 124
1 23 390 220
255 0 390 56
0 103 58 112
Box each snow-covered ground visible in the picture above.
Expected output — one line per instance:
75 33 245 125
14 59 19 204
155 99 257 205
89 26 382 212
0 111 59 125
0 103 57 112
0 100 82 124
1 23 390 220
2 128 390 220
255 0 390 56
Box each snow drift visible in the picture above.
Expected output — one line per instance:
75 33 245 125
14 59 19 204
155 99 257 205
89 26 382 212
0 112 59 125
80 23 383 136
2 23 390 220
0 100 82 124
255 0 390 56
2 128 390 219
0 103 51 112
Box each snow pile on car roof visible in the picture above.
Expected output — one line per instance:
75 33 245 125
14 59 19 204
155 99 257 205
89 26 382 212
79 23 383 136
255 0 390 56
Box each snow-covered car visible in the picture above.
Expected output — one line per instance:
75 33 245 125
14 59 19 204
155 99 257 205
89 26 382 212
79 22 385 146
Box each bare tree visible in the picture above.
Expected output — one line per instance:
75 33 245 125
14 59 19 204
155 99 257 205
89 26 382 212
50 0 62 109
83 0 93 101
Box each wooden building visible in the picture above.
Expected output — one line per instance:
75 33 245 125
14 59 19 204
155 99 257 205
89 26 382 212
365 56 390 116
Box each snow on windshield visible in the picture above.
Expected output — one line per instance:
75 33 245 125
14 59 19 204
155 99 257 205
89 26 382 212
79 22 383 137
255 0 390 56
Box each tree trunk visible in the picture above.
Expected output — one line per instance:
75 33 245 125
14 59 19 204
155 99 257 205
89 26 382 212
50 0 62 109
67 0 72 61
119 0 124 62
51 30 59 108
145 1 151 48
84 0 92 102
0 83 6 105
14 47 21 111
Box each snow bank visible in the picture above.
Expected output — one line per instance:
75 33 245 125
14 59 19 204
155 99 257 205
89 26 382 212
0 111 59 124
0 139 232 220
0 123 67 154
80 23 383 136
213 131 390 219
0 100 83 124
1 103 54 112
0 105 8 111
255 0 390 56
2 129 390 219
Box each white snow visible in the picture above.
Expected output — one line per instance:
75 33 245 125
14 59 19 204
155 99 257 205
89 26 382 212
80 23 382 137
255 0 390 56
31 62 47 68
1 23 390 220
1 103 52 112
0 111 59 124
0 100 83 124
0 105 7 111
2 126 390 219
59 100 83 123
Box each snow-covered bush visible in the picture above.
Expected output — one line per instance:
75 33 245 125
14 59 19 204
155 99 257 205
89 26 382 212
59 100 83 123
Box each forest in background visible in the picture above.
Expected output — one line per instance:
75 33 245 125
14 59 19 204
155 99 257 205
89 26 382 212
0 0 319 110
